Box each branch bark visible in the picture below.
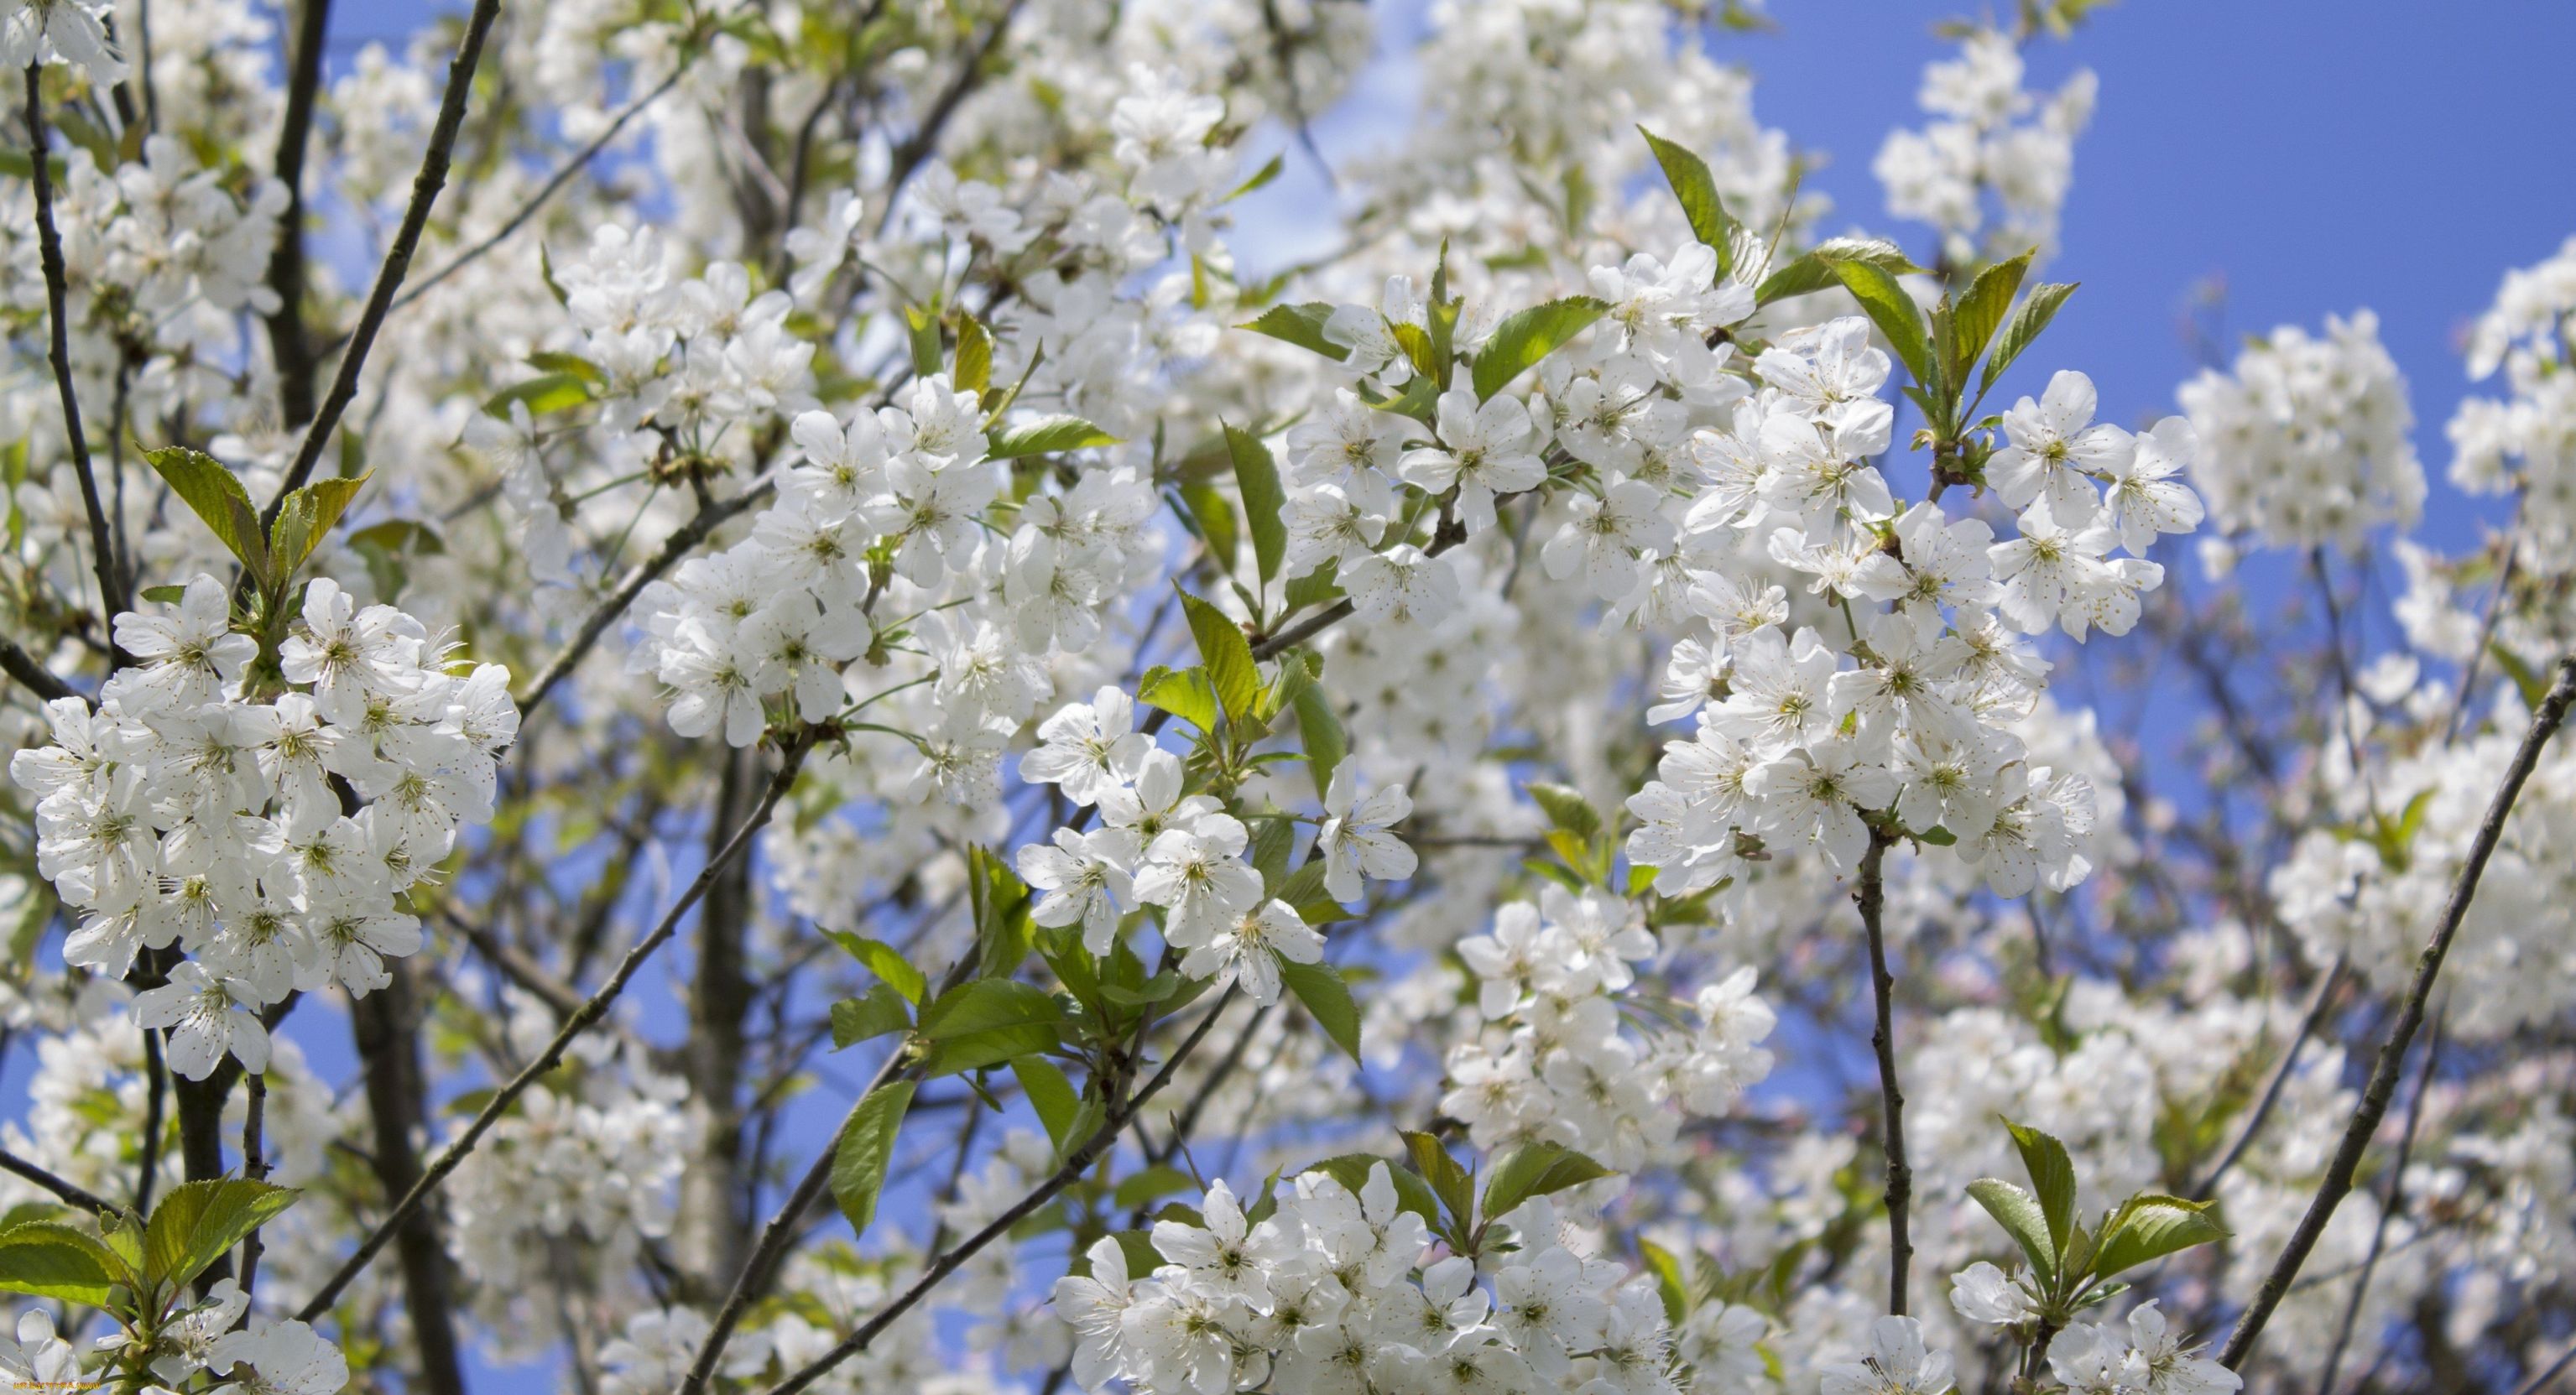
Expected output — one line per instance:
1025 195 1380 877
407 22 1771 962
1855 830 1912 1317
350 964 468 1395
2221 656 2576 1370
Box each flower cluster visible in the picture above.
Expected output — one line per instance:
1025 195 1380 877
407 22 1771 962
1056 1168 1676 1395
1622 342 2198 898
1444 886 1776 1171
2450 237 2576 557
2179 309 2424 558
1874 30 2097 265
9 575 516 1078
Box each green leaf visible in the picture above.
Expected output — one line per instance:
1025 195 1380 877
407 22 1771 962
1402 1132 1476 1232
830 984 913 1048
269 472 371 578
1278 957 1361 1063
918 979 1061 1042
1114 1165 1200 1210
1638 1237 1691 1325
0 1221 125 1305
1284 559 1343 616
988 415 1119 460
2091 1195 2227 1280
1138 664 1219 734
1270 861 1345 923
1950 250 2035 381
1755 237 1927 306
1226 152 1286 202
1977 282 2079 403
1965 1178 2058 1284
1480 1142 1613 1226
1525 782 1603 845
2490 641 2549 708
483 372 593 419
1179 481 1241 577
1828 258 1934 391
524 350 604 383
1224 424 1288 584
1292 681 1347 797
905 304 943 380
1472 297 1608 401
139 585 188 604
1637 128 1740 278
830 1080 917 1238
2004 1118 2080 1257
143 1179 298 1293
1013 1055 1079 1154
1249 817 1297 888
143 446 272 586
967 845 1034 980
824 933 926 1004
954 314 993 395
1179 591 1262 728
1238 303 1350 361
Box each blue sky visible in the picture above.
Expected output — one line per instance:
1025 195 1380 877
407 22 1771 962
1246 0 2576 558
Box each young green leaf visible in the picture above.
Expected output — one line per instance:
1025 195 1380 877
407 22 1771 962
830 1080 917 1238
1965 1178 2058 1284
269 473 371 579
1179 591 1263 728
1472 297 1608 401
143 446 272 586
988 415 1119 459
1012 1054 1079 1154
142 1179 299 1293
2004 1118 2080 1256
1292 680 1348 798
1138 664 1220 733
917 979 1061 1041
1178 481 1241 577
904 304 943 379
954 313 993 394
0 1221 128 1306
1637 128 1741 278
830 984 913 1048
1828 258 1935 392
1976 282 2079 403
1238 303 1350 361
1525 782 1603 845
1479 1141 1613 1226
1754 237 1927 307
1401 1131 1476 1232
1278 957 1362 1063
482 372 592 419
1223 424 1288 584
2090 1195 2228 1280
1638 1237 1691 1325
1949 249 2036 377
823 933 927 1004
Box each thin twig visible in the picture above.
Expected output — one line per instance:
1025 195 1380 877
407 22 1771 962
1855 830 1911 1316
762 988 1239 1395
261 0 507 523
0 637 79 705
260 0 334 428
373 63 690 329
0 1147 117 1214
2316 1009 2443 1395
235 1072 270 1313
2221 657 2576 1370
513 484 772 720
2190 955 2346 1200
21 63 132 657
294 726 817 1322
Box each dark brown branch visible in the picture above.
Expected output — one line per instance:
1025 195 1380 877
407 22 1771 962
295 726 817 1322
1855 830 1911 1316
350 965 467 1394
0 636 79 705
2222 657 2576 1369
260 0 334 429
261 0 506 523
2316 1010 2444 1395
0 1147 117 1214
21 63 132 658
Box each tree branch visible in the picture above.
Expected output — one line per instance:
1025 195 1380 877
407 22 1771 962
294 726 817 1322
261 0 507 522
21 62 132 658
0 1147 117 1214
2221 656 2576 1370
259 0 334 429
1855 830 1911 1317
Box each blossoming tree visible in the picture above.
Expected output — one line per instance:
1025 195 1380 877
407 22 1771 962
2 0 2571 1393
